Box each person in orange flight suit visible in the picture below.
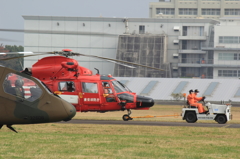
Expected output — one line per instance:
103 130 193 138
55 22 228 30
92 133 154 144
193 89 208 113
103 82 117 103
187 89 194 105
188 89 207 114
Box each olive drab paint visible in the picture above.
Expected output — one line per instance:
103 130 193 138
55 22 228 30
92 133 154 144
0 66 76 133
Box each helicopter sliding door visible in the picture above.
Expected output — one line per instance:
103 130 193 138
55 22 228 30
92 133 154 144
80 82 101 111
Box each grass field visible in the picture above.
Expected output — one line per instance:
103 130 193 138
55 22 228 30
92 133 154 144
0 105 240 159
74 104 240 123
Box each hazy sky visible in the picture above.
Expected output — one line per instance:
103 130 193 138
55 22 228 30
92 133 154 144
0 0 157 46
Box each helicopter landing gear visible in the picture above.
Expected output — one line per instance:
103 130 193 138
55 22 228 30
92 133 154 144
119 100 126 111
122 109 132 121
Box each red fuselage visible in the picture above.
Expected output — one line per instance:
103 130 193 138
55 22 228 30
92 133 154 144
25 56 154 112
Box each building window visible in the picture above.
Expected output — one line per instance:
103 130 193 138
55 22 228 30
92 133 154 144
234 54 238 60
218 70 222 76
179 8 197 15
139 25 145 34
219 53 239 60
156 8 175 15
219 36 240 43
218 70 238 77
225 9 240 15
202 9 220 15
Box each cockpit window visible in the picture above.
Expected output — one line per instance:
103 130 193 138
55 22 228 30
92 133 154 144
118 81 132 92
111 80 129 93
3 73 42 102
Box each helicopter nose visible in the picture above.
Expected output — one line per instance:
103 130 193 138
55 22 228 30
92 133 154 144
62 101 76 121
136 95 154 108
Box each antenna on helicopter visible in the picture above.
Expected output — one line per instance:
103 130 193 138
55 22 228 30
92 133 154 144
94 68 99 75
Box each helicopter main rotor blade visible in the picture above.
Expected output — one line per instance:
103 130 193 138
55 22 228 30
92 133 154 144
0 50 165 71
0 52 33 55
0 53 51 61
51 51 165 71
0 38 21 42
73 52 165 71
107 60 136 69
0 28 118 37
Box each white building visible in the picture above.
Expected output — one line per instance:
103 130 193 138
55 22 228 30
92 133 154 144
149 0 240 20
202 17 240 78
23 16 123 75
23 15 219 78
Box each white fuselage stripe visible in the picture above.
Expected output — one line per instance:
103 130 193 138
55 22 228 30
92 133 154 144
59 95 78 104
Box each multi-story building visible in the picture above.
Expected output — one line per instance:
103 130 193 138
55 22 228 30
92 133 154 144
23 16 218 78
202 17 240 78
175 23 216 79
149 0 240 20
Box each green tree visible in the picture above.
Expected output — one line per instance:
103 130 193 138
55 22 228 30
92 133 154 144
171 93 184 101
0 45 24 71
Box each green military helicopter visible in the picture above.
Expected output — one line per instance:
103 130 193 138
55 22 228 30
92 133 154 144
0 65 76 133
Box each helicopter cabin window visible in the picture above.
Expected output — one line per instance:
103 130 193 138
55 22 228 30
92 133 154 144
102 82 113 94
102 82 116 102
82 82 98 93
3 73 42 101
58 81 75 92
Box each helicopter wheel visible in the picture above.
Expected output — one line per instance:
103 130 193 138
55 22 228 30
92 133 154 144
122 114 132 121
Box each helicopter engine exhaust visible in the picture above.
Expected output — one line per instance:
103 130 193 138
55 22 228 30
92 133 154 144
94 68 99 75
